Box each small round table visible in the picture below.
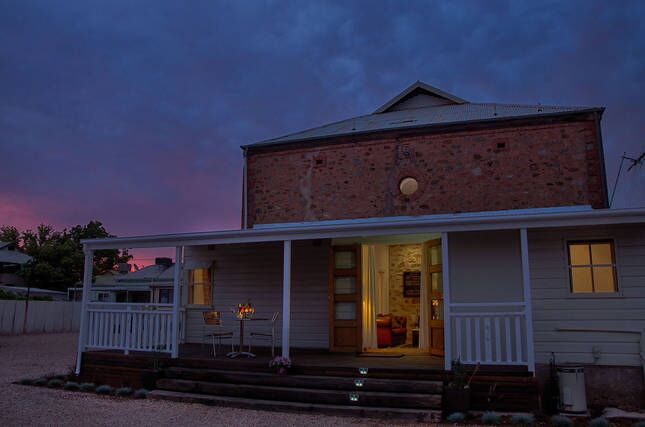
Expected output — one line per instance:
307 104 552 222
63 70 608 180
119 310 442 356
227 317 268 358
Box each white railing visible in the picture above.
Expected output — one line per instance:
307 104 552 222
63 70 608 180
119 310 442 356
450 302 528 366
85 303 174 353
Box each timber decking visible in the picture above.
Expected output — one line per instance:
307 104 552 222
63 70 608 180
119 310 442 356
80 348 539 413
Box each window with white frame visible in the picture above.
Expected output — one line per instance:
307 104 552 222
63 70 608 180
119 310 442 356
188 268 212 305
567 240 617 293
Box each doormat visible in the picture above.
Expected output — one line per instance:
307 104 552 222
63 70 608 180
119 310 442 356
356 352 404 358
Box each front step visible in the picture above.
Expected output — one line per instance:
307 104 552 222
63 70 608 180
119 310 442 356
149 389 441 422
164 367 443 393
156 378 442 409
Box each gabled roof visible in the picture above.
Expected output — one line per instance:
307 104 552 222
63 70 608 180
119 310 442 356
373 80 466 113
243 80 603 150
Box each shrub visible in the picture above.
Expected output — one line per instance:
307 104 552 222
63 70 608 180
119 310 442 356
79 382 96 392
47 378 63 388
446 412 466 423
482 411 502 425
589 418 610 427
33 377 47 386
511 413 535 427
551 415 574 427
63 381 80 391
134 388 149 399
18 378 33 385
95 385 113 395
632 422 645 427
115 387 133 397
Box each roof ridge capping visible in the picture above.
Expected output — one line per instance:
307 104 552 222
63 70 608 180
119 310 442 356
373 80 467 114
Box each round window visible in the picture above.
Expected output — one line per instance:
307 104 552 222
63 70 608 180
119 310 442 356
399 177 419 196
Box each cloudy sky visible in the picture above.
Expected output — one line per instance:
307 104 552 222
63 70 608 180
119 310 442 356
1 0 644 258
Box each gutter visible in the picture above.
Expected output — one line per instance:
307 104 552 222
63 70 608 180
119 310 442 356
242 147 248 229
594 110 610 208
79 206 645 249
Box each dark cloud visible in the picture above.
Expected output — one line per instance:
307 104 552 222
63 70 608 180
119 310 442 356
1 0 644 240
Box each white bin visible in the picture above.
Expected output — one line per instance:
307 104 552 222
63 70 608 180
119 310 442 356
557 366 587 414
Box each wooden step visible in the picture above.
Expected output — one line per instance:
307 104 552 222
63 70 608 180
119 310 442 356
156 378 442 409
164 367 443 394
149 389 441 422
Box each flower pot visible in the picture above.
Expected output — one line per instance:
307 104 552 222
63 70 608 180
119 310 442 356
444 388 471 415
277 367 288 376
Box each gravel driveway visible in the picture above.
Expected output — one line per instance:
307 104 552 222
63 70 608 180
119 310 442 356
0 333 431 426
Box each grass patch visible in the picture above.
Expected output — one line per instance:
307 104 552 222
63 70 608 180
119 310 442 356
482 411 502 425
446 412 466 424
63 381 80 391
47 378 63 388
33 377 47 386
511 414 535 426
134 388 149 399
115 387 133 397
79 382 96 392
95 384 113 395
550 415 573 427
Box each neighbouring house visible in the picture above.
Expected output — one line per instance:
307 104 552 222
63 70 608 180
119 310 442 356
74 81 645 412
68 258 175 303
0 240 31 286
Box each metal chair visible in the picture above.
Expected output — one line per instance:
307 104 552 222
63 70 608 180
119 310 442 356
202 311 234 357
248 311 280 357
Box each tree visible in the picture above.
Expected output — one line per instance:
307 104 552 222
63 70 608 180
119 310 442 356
0 225 20 247
1 221 131 291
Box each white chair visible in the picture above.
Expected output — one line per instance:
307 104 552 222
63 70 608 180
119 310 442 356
202 311 234 357
248 312 280 357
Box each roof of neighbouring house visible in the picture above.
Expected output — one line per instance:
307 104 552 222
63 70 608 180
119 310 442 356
0 248 32 265
243 80 603 149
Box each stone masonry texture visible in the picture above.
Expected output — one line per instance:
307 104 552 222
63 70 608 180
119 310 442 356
246 119 605 226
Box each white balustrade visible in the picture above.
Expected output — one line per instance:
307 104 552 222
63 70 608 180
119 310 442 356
85 303 174 353
450 302 528 366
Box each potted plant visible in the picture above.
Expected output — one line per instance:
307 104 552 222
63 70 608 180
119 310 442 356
232 300 255 319
269 356 292 375
444 359 479 416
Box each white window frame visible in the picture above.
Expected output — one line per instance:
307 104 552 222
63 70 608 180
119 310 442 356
564 238 622 298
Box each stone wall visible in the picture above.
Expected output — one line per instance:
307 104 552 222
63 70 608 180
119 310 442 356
245 118 605 227
388 244 421 344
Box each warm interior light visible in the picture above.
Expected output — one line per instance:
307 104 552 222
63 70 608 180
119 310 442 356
399 177 419 195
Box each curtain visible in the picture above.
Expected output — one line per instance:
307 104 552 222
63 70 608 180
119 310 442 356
418 243 430 350
374 246 389 315
361 245 378 350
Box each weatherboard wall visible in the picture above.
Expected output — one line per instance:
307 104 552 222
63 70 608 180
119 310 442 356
182 240 329 348
528 224 645 367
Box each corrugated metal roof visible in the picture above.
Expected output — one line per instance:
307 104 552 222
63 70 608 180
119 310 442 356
245 101 602 149
0 250 31 265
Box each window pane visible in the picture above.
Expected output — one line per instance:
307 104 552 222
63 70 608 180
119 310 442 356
569 244 590 266
430 245 442 266
593 267 616 292
431 272 443 293
334 276 356 294
591 243 613 265
571 267 593 293
335 302 356 320
335 251 356 269
431 299 443 320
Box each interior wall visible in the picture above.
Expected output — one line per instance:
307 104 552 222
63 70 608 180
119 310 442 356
388 244 422 343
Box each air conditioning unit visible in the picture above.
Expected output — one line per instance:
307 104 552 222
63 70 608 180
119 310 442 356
557 366 587 414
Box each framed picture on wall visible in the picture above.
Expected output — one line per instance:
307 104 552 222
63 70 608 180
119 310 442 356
403 271 421 297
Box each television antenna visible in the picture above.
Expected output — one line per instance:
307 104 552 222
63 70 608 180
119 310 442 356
609 151 645 207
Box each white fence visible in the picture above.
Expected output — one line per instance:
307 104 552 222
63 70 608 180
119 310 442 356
85 303 174 354
450 302 529 366
0 300 81 334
